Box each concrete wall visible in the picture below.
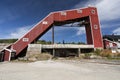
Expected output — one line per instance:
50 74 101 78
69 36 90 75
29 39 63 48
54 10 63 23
42 44 94 49
26 44 42 57
26 44 94 57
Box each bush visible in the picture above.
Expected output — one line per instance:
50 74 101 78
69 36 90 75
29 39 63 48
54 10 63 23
117 53 120 57
100 49 112 58
84 53 92 59
94 49 102 56
79 54 85 59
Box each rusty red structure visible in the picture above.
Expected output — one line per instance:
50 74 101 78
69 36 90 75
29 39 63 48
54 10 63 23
1 7 103 61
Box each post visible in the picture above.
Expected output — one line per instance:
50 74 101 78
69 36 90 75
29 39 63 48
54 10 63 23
39 44 42 54
53 48 55 57
78 48 81 57
52 26 54 44
0 52 4 62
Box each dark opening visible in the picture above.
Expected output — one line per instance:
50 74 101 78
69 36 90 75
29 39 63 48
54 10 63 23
81 48 94 53
42 48 78 57
0 51 4 62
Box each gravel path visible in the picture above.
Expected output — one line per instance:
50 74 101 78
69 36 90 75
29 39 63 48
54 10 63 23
0 60 120 80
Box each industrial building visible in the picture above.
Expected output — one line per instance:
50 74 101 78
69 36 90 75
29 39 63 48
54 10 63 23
0 6 104 61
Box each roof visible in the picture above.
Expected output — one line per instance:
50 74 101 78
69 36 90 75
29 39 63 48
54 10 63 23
103 35 120 42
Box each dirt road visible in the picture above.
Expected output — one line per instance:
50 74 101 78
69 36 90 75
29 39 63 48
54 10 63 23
0 60 120 80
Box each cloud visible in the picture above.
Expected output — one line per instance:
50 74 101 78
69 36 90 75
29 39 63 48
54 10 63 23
54 26 86 36
6 23 85 40
40 26 86 41
113 27 120 35
9 24 33 39
54 27 86 36
96 0 120 21
40 27 75 40
101 23 120 29
61 23 86 36
74 0 120 21
76 27 85 36
7 0 120 39
73 0 98 9
73 0 120 36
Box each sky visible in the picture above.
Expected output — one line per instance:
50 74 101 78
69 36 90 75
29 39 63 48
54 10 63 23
0 0 120 43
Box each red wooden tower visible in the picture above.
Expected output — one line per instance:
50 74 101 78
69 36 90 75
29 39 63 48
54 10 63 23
1 7 103 61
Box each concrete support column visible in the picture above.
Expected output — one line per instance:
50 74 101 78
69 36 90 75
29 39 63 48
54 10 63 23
52 26 54 44
53 48 55 57
39 44 42 53
78 48 81 57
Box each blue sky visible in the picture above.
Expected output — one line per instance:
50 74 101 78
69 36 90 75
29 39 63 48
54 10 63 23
0 0 120 43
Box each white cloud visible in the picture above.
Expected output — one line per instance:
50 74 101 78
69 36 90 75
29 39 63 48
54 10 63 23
73 0 120 36
96 0 120 21
74 0 120 21
54 27 85 36
76 27 85 36
9 25 33 39
8 0 120 39
113 27 120 35
101 23 120 29
73 0 98 9
61 23 86 36
41 26 86 40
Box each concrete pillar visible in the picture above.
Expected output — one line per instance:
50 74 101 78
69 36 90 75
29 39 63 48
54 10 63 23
53 48 55 57
52 26 54 44
78 48 81 57
39 44 42 53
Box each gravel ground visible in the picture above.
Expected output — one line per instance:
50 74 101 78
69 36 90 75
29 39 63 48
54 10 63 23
0 60 120 80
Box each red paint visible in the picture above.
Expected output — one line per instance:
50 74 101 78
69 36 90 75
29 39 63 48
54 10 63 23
103 39 117 49
5 7 103 57
4 50 10 61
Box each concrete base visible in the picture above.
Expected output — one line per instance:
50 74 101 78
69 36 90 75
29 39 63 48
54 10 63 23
26 44 94 57
26 44 42 57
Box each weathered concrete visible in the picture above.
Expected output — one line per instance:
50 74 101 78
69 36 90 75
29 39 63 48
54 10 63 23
26 44 42 57
0 60 120 80
26 44 94 57
42 44 94 49
117 49 120 53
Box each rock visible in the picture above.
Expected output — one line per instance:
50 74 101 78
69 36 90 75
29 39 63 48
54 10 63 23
90 55 102 59
18 57 24 61
18 57 28 61
28 57 37 62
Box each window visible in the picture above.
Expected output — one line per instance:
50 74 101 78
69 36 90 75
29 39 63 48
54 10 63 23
22 38 29 42
77 9 82 13
94 25 98 29
60 11 67 16
42 21 48 25
91 9 95 14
